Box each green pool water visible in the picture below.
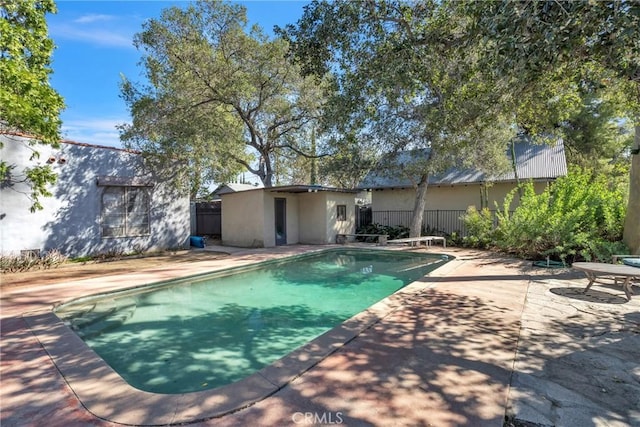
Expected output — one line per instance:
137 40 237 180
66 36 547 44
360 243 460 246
55 249 448 394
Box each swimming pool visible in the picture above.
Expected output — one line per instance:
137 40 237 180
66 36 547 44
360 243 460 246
55 248 449 394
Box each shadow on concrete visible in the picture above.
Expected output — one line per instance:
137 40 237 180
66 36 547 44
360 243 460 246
549 287 629 304
2 250 638 427
508 283 640 427
207 286 524 427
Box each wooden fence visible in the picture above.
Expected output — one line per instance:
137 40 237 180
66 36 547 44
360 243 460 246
193 201 221 236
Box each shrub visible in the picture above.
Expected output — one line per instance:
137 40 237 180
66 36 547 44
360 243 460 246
41 250 68 269
0 249 68 273
356 223 409 240
94 249 125 261
463 170 628 262
445 231 465 247
461 207 494 248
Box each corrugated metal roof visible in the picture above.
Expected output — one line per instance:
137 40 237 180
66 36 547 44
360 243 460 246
358 140 567 189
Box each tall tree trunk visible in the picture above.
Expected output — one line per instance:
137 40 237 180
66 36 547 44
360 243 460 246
409 173 429 237
480 182 490 209
622 124 640 254
511 140 522 199
258 152 274 187
310 127 317 185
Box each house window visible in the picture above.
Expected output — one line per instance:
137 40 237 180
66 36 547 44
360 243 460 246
101 186 150 237
337 204 347 221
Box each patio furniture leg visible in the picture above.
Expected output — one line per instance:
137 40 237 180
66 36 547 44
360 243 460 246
622 277 633 301
583 272 596 293
583 272 633 300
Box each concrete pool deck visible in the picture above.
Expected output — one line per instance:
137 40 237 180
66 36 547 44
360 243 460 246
1 245 639 426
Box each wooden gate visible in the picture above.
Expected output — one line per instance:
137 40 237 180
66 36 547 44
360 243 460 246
195 201 221 236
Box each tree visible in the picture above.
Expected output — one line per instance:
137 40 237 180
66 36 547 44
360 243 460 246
559 78 634 179
120 0 327 191
464 0 640 253
549 63 635 200
1 0 64 211
280 0 515 236
318 133 378 188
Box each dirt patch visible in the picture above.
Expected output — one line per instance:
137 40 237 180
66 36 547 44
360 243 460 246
1 250 230 289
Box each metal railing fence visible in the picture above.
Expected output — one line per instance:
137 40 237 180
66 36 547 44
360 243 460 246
358 208 511 237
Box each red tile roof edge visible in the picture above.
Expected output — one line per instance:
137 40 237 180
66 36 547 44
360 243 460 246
2 130 141 155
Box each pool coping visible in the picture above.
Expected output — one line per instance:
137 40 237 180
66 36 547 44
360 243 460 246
24 250 455 425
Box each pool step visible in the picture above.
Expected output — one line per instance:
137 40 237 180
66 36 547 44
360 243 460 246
62 299 137 340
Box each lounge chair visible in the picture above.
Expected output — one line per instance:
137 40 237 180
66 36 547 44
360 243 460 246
612 254 640 266
387 236 446 248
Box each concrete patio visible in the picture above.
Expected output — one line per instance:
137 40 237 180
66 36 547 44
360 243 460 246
1 245 638 426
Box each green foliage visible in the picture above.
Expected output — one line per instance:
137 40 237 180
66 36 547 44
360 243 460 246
464 171 628 262
282 0 517 236
463 1 640 108
24 164 56 212
0 146 57 212
285 0 518 166
559 75 635 174
0 0 64 143
462 0 640 253
445 231 464 247
461 207 494 249
282 0 640 250
1 0 64 212
356 223 409 240
318 133 378 188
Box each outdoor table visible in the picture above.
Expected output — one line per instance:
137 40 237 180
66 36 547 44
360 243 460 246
573 262 639 301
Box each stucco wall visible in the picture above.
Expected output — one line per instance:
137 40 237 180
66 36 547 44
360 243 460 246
297 192 327 244
222 189 357 247
221 189 265 247
371 182 549 212
290 191 356 245
0 136 190 258
327 193 356 242
262 192 300 247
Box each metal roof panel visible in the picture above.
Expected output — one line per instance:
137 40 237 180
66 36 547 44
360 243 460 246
358 140 567 189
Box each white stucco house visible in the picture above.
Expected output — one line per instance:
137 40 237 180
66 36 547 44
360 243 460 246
220 185 358 247
0 133 191 258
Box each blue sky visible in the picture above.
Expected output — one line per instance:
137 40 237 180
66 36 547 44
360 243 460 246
47 1 310 148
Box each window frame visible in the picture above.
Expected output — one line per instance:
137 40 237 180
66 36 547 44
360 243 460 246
336 204 347 221
101 186 151 238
